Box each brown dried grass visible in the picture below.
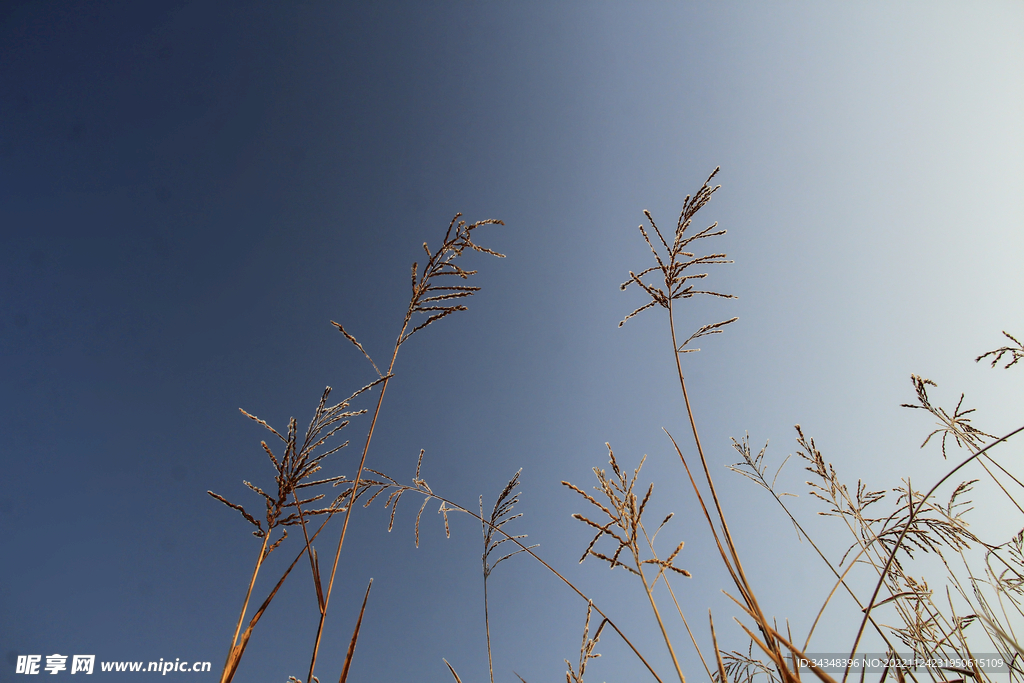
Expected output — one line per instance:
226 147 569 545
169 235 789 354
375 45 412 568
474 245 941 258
209 177 1024 683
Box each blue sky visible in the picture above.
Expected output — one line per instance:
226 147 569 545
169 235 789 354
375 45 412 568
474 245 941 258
2 2 1023 682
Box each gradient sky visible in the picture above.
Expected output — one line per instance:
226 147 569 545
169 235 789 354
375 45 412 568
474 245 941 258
2 2 1023 682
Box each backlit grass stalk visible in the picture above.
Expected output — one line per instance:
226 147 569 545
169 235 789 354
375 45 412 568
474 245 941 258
211 381 382 683
305 214 505 683
563 445 692 683
481 470 536 683
620 168 820 683
619 168 789 682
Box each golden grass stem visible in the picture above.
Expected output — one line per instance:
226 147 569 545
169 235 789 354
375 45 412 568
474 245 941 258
443 658 464 683
975 456 1024 516
338 579 372 683
641 524 714 681
291 488 324 613
728 600 838 683
709 611 728 683
221 531 271 683
667 301 792 683
484 574 494 683
307 330 405 683
804 539 887 651
638 564 687 683
221 510 339 683
482 495 495 683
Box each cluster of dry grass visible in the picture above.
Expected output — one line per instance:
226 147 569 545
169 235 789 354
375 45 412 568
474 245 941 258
209 174 1024 683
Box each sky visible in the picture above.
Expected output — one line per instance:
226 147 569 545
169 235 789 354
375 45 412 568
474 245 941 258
2 1 1023 682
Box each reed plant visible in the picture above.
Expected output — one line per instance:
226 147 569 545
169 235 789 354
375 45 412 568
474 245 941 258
209 172 1024 683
